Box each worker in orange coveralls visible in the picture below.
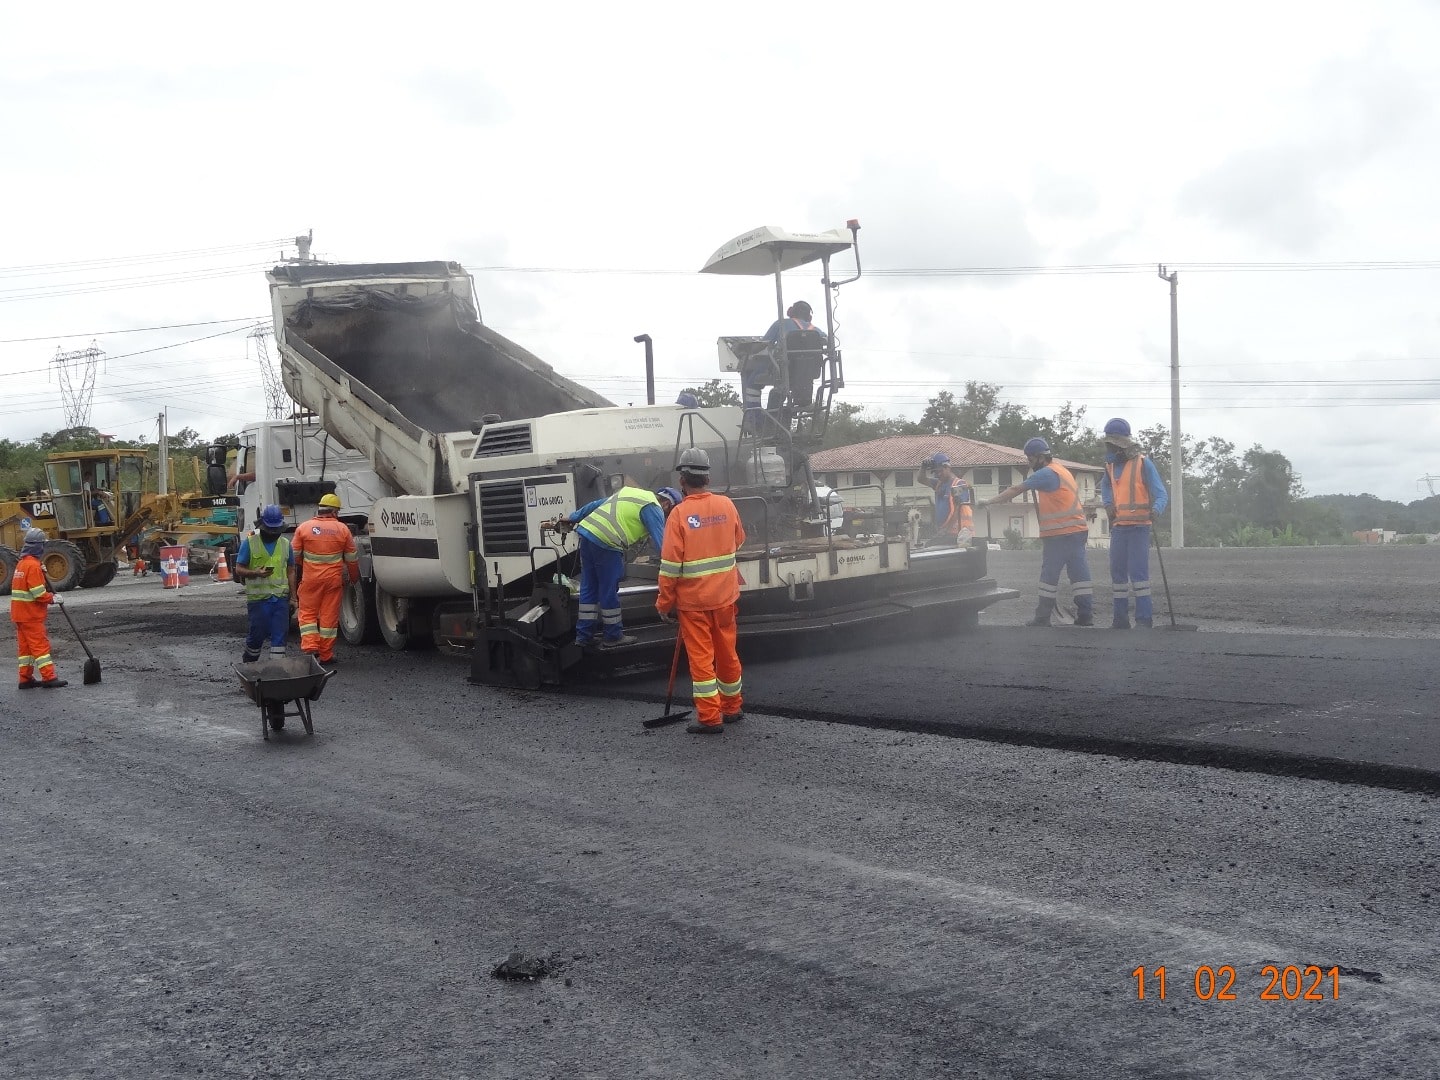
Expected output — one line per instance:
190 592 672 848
10 528 67 688
288 493 359 668
656 447 747 735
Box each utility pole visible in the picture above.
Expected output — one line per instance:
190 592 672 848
157 410 169 497
1158 265 1184 548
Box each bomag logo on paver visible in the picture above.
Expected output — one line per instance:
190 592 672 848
839 553 871 566
380 509 420 529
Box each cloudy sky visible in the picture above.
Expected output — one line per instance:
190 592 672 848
5 1 1440 502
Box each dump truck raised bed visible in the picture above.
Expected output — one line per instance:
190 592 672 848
256 231 1017 688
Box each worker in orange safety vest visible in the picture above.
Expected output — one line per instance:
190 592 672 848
980 437 1094 627
10 528 67 688
288 493 359 667
656 447 747 735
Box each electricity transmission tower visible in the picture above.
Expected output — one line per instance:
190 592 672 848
249 324 289 419
51 340 105 428
1418 475 1440 498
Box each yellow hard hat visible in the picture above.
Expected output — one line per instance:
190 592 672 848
319 493 342 509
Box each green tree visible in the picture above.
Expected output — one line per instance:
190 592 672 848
679 379 741 408
820 402 918 449
1240 446 1302 528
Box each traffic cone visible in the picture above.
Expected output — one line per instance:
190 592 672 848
214 548 232 583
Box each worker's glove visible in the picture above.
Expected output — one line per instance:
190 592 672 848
1106 507 1117 525
657 609 675 624
974 498 988 508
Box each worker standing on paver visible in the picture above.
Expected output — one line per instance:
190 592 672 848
980 437 1095 627
1099 418 1169 629
289 493 359 668
10 527 66 688
557 484 681 649
656 448 746 735
235 504 294 663
923 453 974 546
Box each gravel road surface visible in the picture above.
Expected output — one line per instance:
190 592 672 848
3 550 1437 1078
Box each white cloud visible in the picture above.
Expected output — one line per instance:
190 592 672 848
4 0 1440 503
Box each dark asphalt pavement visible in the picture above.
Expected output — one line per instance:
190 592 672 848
601 622 1440 792
2 561 1438 1078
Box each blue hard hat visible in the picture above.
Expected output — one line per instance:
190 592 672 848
259 504 285 529
1023 437 1051 457
931 453 951 467
675 392 700 409
656 486 683 508
1104 417 1132 438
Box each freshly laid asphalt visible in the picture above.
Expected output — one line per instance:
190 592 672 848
596 621 1440 792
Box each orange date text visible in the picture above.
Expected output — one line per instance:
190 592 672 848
1131 965 1341 1001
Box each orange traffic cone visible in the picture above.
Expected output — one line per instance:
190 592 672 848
214 548 232 583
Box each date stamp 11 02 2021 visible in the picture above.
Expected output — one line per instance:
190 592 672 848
1131 965 1345 1002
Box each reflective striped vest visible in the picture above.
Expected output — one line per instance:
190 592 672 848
242 532 291 601
576 487 659 551
293 515 358 583
9 554 52 622
657 491 747 611
1035 462 1088 537
1106 456 1153 526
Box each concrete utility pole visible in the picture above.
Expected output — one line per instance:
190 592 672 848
1158 265 1184 548
157 410 169 497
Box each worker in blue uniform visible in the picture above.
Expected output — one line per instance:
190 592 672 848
1098 418 1169 628
559 485 681 649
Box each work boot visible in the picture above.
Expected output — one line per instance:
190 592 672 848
1135 619 1153 629
1073 613 1094 627
685 721 724 735
18 679 40 690
1025 599 1055 627
722 711 744 724
40 678 68 689
1111 620 1131 630
1074 597 1094 626
598 634 637 650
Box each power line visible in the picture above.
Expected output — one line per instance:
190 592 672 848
469 259 1440 278
0 316 265 344
0 238 294 278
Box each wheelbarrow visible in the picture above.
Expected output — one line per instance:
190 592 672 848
233 655 335 741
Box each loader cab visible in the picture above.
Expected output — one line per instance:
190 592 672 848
43 451 144 533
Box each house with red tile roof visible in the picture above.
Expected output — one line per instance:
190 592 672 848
809 434 1109 545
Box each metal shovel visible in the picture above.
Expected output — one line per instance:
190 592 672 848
643 632 691 728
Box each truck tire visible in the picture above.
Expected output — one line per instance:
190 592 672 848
0 545 17 596
79 561 119 589
341 578 382 646
376 583 416 651
41 540 85 592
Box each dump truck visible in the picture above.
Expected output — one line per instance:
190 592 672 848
0 448 240 593
250 229 1017 688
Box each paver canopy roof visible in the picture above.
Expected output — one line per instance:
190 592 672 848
809 433 1099 473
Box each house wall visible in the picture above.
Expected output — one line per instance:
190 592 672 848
817 466 1110 546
